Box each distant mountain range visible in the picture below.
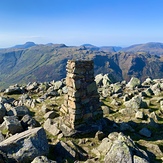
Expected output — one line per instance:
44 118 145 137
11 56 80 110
1 42 163 88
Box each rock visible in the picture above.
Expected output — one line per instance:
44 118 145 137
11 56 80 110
54 141 87 162
101 105 110 115
139 128 152 137
21 114 39 129
26 82 39 91
4 85 23 95
149 112 158 122
142 77 153 86
0 103 6 123
31 156 57 163
0 97 8 103
41 104 51 113
103 132 149 163
95 74 103 86
127 77 141 89
135 111 144 119
144 88 154 96
95 131 105 140
53 81 63 90
133 155 150 163
96 138 111 155
102 89 110 97
0 150 9 163
111 99 121 106
0 127 49 163
0 116 23 135
124 95 147 109
102 74 111 87
0 132 4 142
43 118 61 136
7 105 30 118
62 86 68 94
120 122 134 132
43 111 57 119
150 83 161 95
112 83 122 93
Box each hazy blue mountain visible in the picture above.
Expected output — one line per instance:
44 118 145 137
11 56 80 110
120 42 163 55
12 42 37 49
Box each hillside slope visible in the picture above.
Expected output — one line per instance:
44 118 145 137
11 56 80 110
1 44 163 88
121 42 163 55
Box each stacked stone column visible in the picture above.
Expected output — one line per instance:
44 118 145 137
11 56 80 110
61 60 103 129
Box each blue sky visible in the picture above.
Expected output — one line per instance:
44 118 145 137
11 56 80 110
0 0 163 48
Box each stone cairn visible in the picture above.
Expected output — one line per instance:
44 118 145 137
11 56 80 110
61 60 103 129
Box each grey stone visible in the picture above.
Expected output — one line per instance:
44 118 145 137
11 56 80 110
0 116 23 135
124 95 146 109
43 118 60 136
54 141 87 162
133 155 149 163
103 132 149 163
62 86 68 94
135 111 144 119
21 114 39 129
53 81 63 90
127 77 141 89
26 82 39 91
120 122 134 132
112 83 122 93
0 103 6 123
95 74 103 86
102 74 111 87
0 132 4 142
139 128 152 137
95 131 105 140
4 85 23 95
101 105 110 115
31 156 57 163
8 105 30 118
0 127 49 163
43 111 57 119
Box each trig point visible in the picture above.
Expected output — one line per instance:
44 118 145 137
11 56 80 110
61 60 103 130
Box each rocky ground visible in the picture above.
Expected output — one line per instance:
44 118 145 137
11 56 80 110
0 75 163 163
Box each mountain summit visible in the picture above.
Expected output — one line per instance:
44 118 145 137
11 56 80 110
12 42 36 49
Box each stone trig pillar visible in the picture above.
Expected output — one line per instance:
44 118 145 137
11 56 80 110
61 60 103 129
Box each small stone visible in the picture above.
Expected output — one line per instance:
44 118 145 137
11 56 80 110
135 111 144 119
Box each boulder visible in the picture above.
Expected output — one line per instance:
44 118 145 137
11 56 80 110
101 105 110 115
135 111 144 119
94 132 149 163
0 116 23 135
124 95 147 109
26 82 39 91
31 156 57 163
139 128 152 138
0 103 6 123
0 127 49 163
54 141 87 162
127 77 141 89
43 118 61 136
21 114 39 129
7 105 30 119
95 74 103 86
0 132 4 142
104 132 149 163
43 111 57 119
4 85 23 95
102 74 112 87
150 83 161 95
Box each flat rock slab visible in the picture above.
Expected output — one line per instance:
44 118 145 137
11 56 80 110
0 127 49 163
